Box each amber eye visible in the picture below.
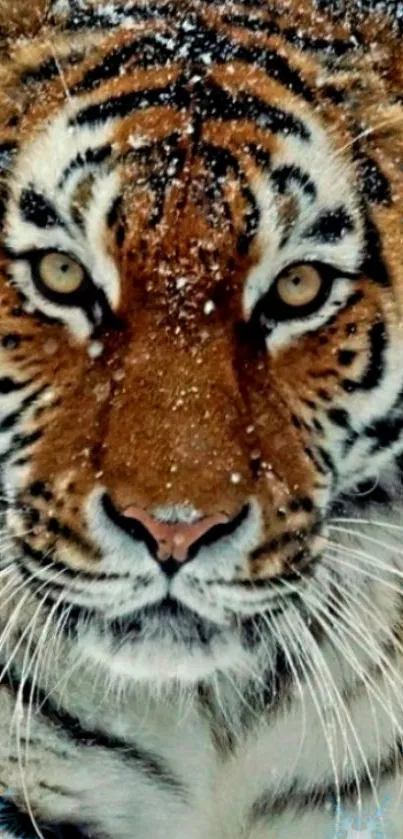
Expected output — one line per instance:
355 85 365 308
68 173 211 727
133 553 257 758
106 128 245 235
276 264 322 308
38 252 85 295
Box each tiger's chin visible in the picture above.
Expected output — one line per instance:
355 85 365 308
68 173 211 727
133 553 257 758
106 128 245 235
74 601 257 685
79 631 246 685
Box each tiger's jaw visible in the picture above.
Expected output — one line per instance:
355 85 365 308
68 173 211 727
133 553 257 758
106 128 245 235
3 489 325 687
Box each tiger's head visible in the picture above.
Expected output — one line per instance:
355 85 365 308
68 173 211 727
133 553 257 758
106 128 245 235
0 0 402 688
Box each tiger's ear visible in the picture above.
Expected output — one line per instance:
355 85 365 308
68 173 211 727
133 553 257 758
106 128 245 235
0 0 49 40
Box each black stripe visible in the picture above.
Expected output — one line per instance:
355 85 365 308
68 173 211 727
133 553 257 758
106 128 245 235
19 540 124 582
0 797 92 839
196 80 310 138
200 142 260 251
0 386 47 433
73 73 310 140
250 522 321 561
71 80 189 126
317 445 337 476
244 142 272 169
357 153 391 206
19 188 66 230
71 33 176 94
302 206 355 243
106 195 123 229
187 22 314 103
360 381 403 452
58 144 112 188
10 428 43 453
1 669 187 798
249 736 403 827
341 320 386 392
238 182 260 254
72 17 313 103
281 26 365 57
366 412 403 453
271 164 316 199
0 183 9 231
0 376 31 394
21 57 60 85
222 12 364 57
360 205 390 285
20 51 85 87
303 445 327 475
327 407 352 429
143 142 187 227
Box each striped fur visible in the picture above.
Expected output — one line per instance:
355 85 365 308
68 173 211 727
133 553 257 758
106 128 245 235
0 0 402 836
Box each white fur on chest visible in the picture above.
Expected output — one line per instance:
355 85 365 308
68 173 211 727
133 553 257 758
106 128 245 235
17 664 401 839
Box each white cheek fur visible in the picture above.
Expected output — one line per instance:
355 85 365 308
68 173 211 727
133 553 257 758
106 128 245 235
5 111 121 340
243 115 364 339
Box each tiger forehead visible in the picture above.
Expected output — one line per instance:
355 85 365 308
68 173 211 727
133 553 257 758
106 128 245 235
113 177 252 320
116 143 260 258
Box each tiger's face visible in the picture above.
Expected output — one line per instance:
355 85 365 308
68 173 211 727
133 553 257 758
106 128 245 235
1 0 403 686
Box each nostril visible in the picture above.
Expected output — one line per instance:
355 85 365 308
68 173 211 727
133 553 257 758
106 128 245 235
102 495 159 557
122 507 231 562
102 494 250 569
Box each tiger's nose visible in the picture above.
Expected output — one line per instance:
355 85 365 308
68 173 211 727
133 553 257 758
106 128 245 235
102 495 250 575
122 506 230 562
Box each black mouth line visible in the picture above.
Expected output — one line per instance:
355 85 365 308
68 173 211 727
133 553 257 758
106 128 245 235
107 597 223 647
18 591 223 647
14 548 309 642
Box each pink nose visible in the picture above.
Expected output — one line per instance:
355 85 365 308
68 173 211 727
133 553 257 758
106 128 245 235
122 506 229 562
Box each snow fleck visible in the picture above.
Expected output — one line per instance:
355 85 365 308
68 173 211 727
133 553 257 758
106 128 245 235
41 389 55 405
88 341 104 359
230 472 242 484
203 300 215 316
176 277 188 290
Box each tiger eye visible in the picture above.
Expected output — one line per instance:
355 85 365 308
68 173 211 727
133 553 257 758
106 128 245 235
276 264 322 308
38 252 85 295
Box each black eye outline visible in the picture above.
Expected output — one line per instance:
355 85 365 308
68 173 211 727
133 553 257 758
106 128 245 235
29 249 95 309
6 247 120 330
252 261 353 333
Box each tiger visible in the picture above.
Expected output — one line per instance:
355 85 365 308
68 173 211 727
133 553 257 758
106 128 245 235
0 0 403 836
